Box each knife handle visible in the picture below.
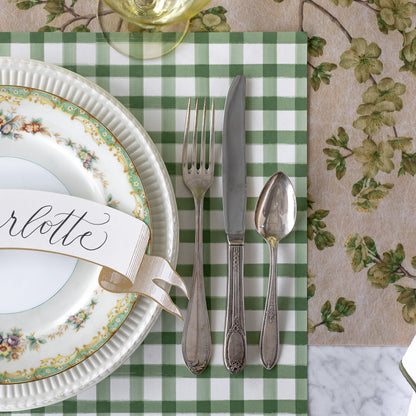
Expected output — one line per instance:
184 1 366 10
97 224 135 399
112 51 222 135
223 240 247 374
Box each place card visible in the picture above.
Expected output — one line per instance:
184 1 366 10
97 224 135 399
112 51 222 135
0 189 188 318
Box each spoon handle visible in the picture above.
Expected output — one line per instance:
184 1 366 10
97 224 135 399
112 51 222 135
260 242 279 369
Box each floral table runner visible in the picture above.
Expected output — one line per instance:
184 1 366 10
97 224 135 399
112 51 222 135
0 31 307 415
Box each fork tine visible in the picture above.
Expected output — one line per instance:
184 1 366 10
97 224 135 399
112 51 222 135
208 98 215 170
191 97 199 170
182 97 191 174
200 98 207 171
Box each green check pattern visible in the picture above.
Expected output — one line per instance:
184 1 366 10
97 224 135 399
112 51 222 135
0 31 307 415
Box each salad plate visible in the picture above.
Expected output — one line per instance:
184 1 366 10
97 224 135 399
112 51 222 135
0 58 178 410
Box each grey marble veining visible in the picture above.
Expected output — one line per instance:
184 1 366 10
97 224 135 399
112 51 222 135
308 346 412 416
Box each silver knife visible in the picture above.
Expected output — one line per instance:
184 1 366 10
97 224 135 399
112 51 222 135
222 75 247 374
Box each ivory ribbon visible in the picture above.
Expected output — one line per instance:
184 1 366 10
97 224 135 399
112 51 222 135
0 189 188 319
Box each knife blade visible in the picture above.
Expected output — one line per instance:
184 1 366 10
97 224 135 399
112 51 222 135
222 74 247 374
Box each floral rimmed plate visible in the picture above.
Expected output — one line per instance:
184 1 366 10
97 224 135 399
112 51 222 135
0 58 178 411
0 84 150 384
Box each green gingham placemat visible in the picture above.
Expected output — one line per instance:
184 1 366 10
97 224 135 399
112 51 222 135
0 31 307 415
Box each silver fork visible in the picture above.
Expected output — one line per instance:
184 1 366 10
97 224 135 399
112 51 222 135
181 97 215 375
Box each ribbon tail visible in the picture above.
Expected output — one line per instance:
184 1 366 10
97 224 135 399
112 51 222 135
98 254 188 319
142 279 184 319
134 254 189 319
146 256 189 299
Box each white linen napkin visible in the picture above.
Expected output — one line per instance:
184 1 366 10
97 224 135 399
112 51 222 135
401 335 416 393
408 393 416 416
400 334 416 415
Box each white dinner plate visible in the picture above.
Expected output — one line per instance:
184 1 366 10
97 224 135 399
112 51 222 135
0 57 178 411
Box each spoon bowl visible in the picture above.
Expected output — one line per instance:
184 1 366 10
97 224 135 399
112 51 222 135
254 171 297 369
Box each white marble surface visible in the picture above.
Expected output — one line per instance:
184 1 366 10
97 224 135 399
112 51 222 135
308 346 413 416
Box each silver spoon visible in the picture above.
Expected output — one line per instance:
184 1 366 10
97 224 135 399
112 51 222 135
254 171 297 369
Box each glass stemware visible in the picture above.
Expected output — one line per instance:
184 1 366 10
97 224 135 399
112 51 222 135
98 0 211 60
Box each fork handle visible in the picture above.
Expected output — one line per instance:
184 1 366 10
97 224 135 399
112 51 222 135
223 240 247 374
181 197 211 375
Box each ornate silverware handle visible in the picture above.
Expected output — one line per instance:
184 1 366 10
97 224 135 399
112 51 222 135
182 197 211 375
259 243 279 370
223 240 247 374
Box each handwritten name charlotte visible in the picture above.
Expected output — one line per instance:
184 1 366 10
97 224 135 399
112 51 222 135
0 204 110 251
